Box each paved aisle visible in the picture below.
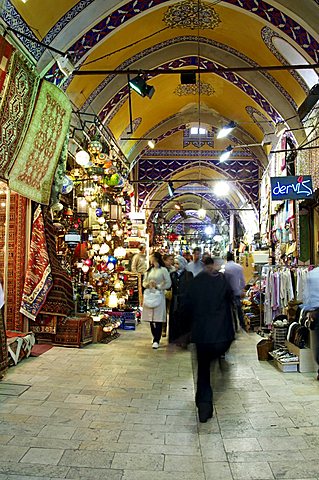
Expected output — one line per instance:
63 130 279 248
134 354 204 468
0 325 319 480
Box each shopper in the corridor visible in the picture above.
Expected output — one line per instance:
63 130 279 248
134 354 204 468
186 257 234 422
168 255 193 345
131 244 147 274
141 252 171 349
224 251 246 329
187 247 203 277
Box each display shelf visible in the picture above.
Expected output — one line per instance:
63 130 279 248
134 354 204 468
269 351 299 372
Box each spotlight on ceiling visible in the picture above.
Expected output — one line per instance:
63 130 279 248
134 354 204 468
198 208 206 220
174 203 181 210
147 140 155 149
219 145 233 162
205 226 213 235
217 121 236 139
298 83 319 121
168 181 175 197
214 181 230 197
180 71 196 85
129 75 155 99
57 55 74 78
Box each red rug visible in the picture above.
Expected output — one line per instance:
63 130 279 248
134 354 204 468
30 344 53 356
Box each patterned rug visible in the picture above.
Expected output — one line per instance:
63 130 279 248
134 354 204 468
0 51 39 181
20 206 53 321
0 35 14 94
9 80 72 204
40 209 74 317
0 310 7 377
0 192 27 331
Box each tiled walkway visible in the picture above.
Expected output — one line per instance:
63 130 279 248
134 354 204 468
1 325 319 480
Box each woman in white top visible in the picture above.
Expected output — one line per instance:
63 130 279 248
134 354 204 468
141 252 171 349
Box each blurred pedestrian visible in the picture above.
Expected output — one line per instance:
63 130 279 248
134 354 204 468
224 252 246 329
187 247 203 277
186 257 234 422
169 255 193 345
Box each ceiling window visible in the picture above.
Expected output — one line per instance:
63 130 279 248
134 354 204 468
190 126 207 135
272 37 318 89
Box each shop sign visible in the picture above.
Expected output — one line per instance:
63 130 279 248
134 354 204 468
270 175 314 200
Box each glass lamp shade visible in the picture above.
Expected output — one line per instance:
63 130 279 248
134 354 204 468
99 243 110 255
75 150 90 167
108 291 118 308
110 204 123 220
88 140 103 156
82 264 90 273
114 246 126 259
77 197 88 214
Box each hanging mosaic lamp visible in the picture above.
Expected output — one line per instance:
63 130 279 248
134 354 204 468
87 139 103 156
75 149 91 167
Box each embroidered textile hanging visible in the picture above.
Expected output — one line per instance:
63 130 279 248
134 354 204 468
20 206 53 321
0 35 14 93
40 208 74 317
0 51 40 181
0 192 27 331
9 80 72 204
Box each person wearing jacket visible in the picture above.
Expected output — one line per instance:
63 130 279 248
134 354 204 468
169 255 193 345
141 252 171 349
185 257 234 422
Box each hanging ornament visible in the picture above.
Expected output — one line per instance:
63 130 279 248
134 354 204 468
95 207 103 218
61 175 74 194
75 150 90 167
99 243 110 255
87 139 103 156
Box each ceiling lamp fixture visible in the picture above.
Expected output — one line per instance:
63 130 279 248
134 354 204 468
147 140 155 149
219 145 233 162
174 203 181 210
198 208 206 220
214 181 230 197
129 75 155 99
163 0 221 30
217 121 236 139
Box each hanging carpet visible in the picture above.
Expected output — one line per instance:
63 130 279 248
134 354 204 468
9 80 72 204
0 193 27 332
20 205 53 321
40 209 74 317
0 308 7 377
0 35 14 94
0 51 40 181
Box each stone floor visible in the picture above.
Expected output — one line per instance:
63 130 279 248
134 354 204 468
0 325 319 480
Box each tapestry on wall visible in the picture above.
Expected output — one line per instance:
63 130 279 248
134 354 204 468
0 51 40 181
0 193 27 331
9 80 72 204
0 35 14 94
20 206 53 321
40 209 74 317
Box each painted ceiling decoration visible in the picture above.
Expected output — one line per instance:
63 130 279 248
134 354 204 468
1 0 318 237
162 0 221 30
81 35 297 114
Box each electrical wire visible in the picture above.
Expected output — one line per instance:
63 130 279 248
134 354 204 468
81 27 169 67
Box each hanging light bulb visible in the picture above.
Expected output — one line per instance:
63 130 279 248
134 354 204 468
75 150 91 167
214 181 230 196
217 121 236 139
82 264 90 273
97 216 106 224
148 140 155 149
99 243 110 255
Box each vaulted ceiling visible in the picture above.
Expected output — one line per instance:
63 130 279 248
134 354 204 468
2 0 318 234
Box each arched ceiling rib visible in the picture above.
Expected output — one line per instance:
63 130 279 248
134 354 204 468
2 0 319 235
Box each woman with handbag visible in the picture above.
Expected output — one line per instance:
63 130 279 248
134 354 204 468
169 255 193 345
141 252 171 349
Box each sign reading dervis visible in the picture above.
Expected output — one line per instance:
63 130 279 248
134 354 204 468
270 175 314 201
